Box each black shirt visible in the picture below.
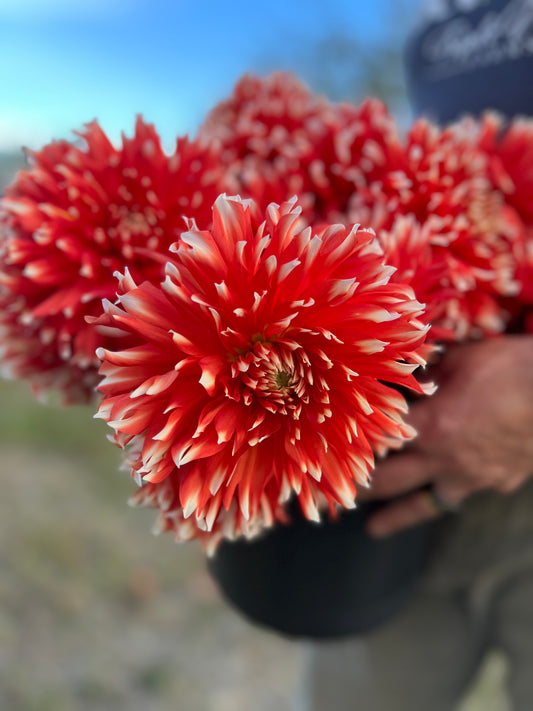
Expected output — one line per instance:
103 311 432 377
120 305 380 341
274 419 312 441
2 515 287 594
405 0 533 122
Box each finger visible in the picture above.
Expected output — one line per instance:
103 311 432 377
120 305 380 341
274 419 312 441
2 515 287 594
495 474 527 495
366 452 438 500
365 489 442 538
398 397 439 444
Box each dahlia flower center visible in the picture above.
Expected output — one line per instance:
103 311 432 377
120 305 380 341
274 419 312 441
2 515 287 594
115 208 152 237
251 349 303 413
467 190 503 236
274 369 292 390
230 341 331 420
254 364 302 415
102 205 163 262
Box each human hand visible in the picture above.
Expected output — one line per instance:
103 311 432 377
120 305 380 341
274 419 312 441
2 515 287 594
362 335 533 537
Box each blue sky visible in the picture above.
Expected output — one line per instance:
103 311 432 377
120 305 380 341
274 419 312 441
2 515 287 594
0 0 419 152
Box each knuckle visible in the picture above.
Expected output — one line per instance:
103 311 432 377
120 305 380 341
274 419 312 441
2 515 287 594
430 410 457 441
452 449 480 482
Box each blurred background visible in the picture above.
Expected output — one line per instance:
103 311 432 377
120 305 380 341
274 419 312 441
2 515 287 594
0 0 416 154
0 0 508 709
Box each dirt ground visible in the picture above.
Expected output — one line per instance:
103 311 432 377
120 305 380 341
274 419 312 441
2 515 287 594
0 381 510 711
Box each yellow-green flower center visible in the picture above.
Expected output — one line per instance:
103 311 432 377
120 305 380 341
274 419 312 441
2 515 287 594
274 370 292 390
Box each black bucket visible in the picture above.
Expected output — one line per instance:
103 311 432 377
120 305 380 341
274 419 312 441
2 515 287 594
208 500 436 639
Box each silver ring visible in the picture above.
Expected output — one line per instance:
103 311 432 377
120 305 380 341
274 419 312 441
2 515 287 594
425 487 462 514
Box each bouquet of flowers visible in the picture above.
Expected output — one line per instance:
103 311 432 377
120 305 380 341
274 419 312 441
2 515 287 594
1 72 532 556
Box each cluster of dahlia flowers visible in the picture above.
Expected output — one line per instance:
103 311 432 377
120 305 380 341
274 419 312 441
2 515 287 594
1 72 532 551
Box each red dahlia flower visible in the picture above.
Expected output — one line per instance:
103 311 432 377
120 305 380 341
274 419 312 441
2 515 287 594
0 118 224 402
467 113 533 329
379 213 518 342
356 118 521 341
475 113 533 227
303 98 404 225
197 72 333 223
96 194 432 551
199 73 403 227
352 118 503 229
198 72 329 164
